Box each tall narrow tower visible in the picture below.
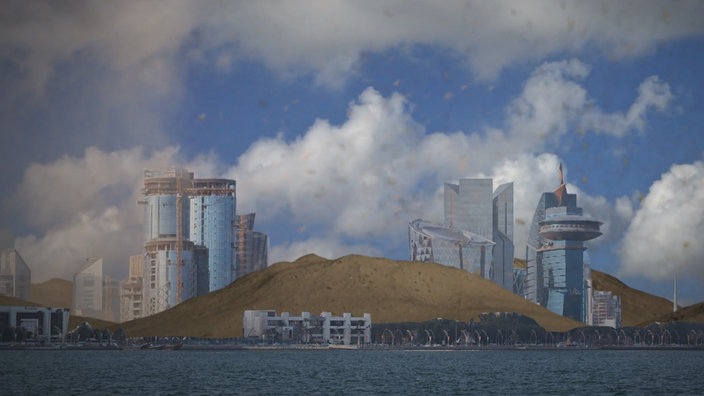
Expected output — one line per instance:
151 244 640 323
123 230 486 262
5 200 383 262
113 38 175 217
142 168 195 316
527 164 602 322
189 178 236 293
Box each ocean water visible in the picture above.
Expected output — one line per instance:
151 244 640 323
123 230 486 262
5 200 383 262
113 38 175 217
3 349 704 395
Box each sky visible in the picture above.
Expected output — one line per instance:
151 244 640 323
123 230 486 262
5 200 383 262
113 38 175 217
1 1 703 305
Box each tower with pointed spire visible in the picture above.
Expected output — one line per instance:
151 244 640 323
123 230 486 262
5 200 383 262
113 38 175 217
525 163 602 323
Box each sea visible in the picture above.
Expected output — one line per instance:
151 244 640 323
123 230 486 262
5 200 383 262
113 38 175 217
3 348 704 395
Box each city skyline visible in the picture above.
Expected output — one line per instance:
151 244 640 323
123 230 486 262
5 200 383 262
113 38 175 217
1 2 702 305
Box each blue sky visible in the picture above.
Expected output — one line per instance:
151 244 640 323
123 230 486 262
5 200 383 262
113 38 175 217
1 1 703 305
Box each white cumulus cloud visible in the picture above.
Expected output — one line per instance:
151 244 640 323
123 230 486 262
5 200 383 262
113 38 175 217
619 161 704 280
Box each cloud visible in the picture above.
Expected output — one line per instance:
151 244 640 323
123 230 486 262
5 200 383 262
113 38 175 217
619 161 704 280
12 146 183 282
9 59 672 281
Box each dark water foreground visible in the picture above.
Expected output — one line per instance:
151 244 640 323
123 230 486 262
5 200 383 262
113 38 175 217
3 349 703 395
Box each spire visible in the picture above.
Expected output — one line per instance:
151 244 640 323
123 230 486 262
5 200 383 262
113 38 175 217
553 163 568 206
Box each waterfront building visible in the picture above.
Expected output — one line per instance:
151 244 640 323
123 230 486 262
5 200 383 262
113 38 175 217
120 255 144 322
525 165 602 322
189 178 236 293
409 219 494 277
235 213 269 278
0 248 31 301
592 290 622 328
73 257 104 319
243 310 372 345
0 306 70 342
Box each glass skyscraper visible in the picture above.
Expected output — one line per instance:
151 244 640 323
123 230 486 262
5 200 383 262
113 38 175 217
525 165 602 322
441 178 514 289
235 213 269 278
190 178 236 293
142 169 197 315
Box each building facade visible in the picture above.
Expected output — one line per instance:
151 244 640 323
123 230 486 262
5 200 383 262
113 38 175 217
409 219 494 277
243 310 372 345
235 213 269 278
73 257 104 319
0 306 70 342
142 169 197 315
120 255 144 322
0 248 31 301
189 178 236 293
492 183 515 290
525 165 602 322
427 178 515 288
591 290 622 328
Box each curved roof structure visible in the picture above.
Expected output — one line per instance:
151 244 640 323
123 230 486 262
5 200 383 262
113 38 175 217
409 219 494 247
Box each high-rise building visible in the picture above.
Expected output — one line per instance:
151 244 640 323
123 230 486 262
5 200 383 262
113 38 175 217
73 257 103 319
140 169 248 315
409 219 494 276
142 169 197 316
442 178 514 288
190 178 236 292
235 213 269 278
493 183 515 291
0 248 31 301
525 165 602 322
120 254 144 322
592 290 622 328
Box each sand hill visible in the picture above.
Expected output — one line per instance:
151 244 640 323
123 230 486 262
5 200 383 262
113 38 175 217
119 255 583 337
30 278 73 308
590 269 674 327
5 254 699 338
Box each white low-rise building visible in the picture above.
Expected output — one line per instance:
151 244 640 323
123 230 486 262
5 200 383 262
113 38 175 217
244 310 371 345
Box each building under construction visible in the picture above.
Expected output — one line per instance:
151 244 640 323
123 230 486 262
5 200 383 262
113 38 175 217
140 169 249 316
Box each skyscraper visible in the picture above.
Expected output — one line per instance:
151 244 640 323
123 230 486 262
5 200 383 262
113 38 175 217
525 165 602 322
493 183 515 291
189 178 236 293
120 254 144 322
235 213 269 277
142 169 197 316
442 178 514 289
0 248 31 301
73 256 103 319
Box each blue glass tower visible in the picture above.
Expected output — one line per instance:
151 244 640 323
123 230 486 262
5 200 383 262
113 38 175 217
190 179 236 294
142 169 195 315
526 165 601 322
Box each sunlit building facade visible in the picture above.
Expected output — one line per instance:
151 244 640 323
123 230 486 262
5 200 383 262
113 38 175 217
442 178 514 288
190 178 236 293
409 219 494 277
0 248 31 301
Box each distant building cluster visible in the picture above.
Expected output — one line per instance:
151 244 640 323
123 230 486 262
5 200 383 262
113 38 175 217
408 165 618 326
118 168 269 320
0 248 31 301
243 310 372 345
73 257 120 322
409 179 514 291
